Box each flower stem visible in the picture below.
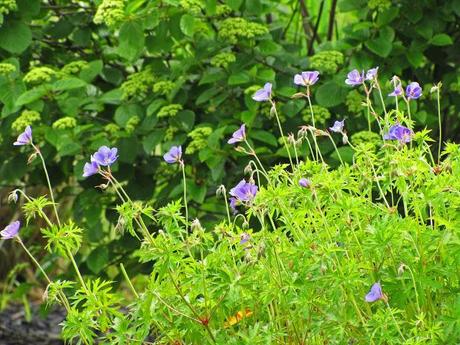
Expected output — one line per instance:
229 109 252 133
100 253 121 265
305 95 321 161
17 237 70 312
120 263 139 299
180 161 189 232
436 86 442 164
66 247 89 294
270 100 294 168
328 134 344 165
32 144 61 227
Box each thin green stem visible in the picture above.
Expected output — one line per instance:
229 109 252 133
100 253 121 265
221 187 232 224
270 100 294 168
120 263 139 299
32 144 61 226
66 247 89 293
436 87 442 164
385 301 406 341
328 134 344 165
17 237 70 312
180 161 189 232
305 94 321 160
376 80 388 117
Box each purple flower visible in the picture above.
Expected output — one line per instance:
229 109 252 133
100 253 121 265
366 67 379 81
93 146 118 166
228 124 246 144
345 69 365 86
14 126 32 146
383 124 412 143
83 156 99 177
229 180 258 202
329 120 345 133
1 221 20 240
163 145 182 164
406 82 422 100
239 232 251 245
229 197 238 214
252 82 272 102
299 178 311 188
388 84 403 97
294 71 320 87
365 282 384 302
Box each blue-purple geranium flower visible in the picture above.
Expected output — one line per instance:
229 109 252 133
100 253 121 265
299 178 311 188
83 156 99 177
365 282 384 302
1 221 20 240
388 83 403 97
229 197 238 214
345 69 365 86
93 146 118 166
383 124 412 143
14 126 32 146
229 180 258 202
240 232 251 245
163 145 182 164
406 82 422 100
366 67 379 81
252 82 272 102
228 124 246 144
329 120 345 133
294 71 320 87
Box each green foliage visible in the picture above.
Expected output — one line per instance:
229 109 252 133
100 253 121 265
41 220 83 256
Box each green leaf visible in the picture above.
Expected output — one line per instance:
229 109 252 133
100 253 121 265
87 247 109 274
228 72 250 85
315 82 347 107
180 14 195 37
79 60 103 82
52 78 87 91
114 104 144 127
251 130 278 147
0 21 32 54
143 130 164 153
15 86 48 106
430 34 453 46
173 110 195 131
117 21 145 61
196 87 221 105
199 70 226 85
365 36 392 58
226 0 243 10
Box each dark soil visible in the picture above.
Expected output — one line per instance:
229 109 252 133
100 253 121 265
0 303 64 345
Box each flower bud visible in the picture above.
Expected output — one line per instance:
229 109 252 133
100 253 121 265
27 152 38 164
8 191 18 203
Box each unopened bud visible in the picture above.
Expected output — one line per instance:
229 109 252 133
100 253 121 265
27 152 38 164
398 263 406 276
342 133 349 144
244 163 253 175
8 191 18 203
291 92 306 99
216 185 226 197
96 183 109 190
191 218 202 232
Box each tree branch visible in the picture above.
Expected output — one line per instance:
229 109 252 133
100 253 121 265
327 0 338 41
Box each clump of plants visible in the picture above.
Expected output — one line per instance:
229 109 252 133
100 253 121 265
2 69 459 344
